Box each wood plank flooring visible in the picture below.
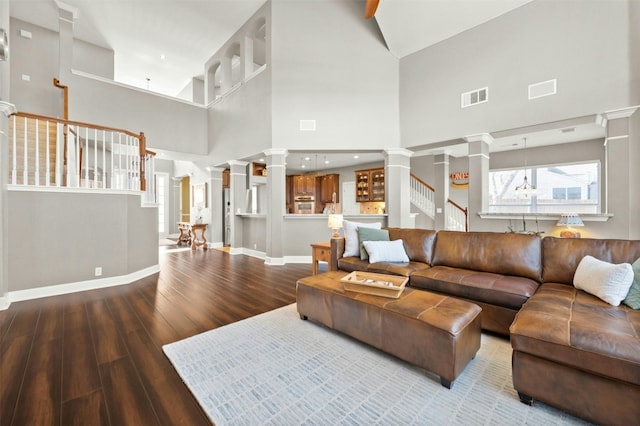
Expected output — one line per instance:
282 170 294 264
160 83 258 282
0 247 318 425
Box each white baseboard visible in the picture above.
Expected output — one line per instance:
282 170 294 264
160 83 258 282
0 296 9 311
6 264 161 306
265 256 286 266
284 256 312 264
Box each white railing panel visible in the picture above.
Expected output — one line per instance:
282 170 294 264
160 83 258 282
410 175 435 219
8 114 151 197
446 202 467 232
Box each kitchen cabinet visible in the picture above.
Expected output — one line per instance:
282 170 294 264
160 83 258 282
355 168 385 202
293 174 315 196
317 174 340 204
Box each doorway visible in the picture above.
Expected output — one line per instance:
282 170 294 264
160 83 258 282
180 176 190 222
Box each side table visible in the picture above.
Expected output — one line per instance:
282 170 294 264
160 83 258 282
310 241 331 275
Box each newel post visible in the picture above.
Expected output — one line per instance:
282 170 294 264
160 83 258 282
139 131 146 191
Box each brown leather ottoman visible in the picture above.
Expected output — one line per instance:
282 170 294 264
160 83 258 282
296 271 482 388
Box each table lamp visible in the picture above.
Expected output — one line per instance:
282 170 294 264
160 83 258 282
557 213 584 238
327 214 343 239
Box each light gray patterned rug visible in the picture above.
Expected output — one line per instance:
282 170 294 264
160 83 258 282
163 304 588 425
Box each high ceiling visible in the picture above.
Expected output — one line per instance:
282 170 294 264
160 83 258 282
9 0 534 97
10 0 604 171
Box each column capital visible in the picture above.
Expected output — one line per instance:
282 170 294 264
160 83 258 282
55 0 79 20
600 105 638 123
463 133 494 145
206 166 225 172
0 101 16 117
227 160 249 167
263 148 288 157
383 148 413 158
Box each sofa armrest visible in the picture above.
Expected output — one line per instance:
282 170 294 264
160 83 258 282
330 237 345 271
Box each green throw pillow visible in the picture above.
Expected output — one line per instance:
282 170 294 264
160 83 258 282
623 257 640 309
357 227 390 260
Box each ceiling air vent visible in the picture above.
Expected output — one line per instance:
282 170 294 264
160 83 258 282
528 79 557 100
461 87 488 108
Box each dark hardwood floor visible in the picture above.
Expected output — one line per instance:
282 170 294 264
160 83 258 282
0 247 317 425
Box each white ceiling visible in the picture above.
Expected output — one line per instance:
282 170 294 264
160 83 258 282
9 0 604 171
9 0 536 97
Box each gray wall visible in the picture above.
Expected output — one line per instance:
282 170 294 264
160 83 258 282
8 191 157 292
271 0 399 151
68 73 208 156
9 18 114 115
400 0 633 148
207 3 273 164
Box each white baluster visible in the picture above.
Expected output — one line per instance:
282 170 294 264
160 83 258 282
45 120 51 186
35 119 40 186
23 116 28 185
11 115 16 185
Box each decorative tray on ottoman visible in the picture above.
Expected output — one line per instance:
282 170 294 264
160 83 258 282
340 271 408 299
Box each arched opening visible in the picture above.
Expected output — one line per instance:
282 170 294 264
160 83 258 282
249 17 267 72
206 62 222 103
225 43 242 88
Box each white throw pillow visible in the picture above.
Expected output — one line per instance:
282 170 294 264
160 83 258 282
362 239 410 263
573 255 634 306
342 220 381 257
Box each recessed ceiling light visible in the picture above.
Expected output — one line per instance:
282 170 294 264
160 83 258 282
301 164 306 168
258 158 264 162
324 160 330 164
304 156 311 161
160 54 166 60
353 155 360 159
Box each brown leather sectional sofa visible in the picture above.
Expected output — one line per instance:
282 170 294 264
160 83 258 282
330 228 640 424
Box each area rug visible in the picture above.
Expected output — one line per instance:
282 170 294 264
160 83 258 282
163 304 588 425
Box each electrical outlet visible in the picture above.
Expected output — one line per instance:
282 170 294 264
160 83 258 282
95 267 102 276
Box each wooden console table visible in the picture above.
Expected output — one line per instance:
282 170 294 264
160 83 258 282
177 222 208 250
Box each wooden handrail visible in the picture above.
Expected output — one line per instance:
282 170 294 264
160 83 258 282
410 173 435 192
447 198 469 232
11 111 143 140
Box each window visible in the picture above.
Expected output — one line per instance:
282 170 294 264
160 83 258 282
489 161 599 214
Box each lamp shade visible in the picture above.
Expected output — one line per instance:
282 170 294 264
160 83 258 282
557 213 584 227
327 214 343 229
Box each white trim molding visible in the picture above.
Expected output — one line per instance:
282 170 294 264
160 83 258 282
5 264 160 307
464 133 494 145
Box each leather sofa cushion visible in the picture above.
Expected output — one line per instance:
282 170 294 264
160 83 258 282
510 284 640 386
386 228 437 265
542 236 640 285
338 256 430 277
410 266 539 310
432 231 542 282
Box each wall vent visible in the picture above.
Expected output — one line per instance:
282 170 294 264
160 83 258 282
299 119 316 131
528 79 557 100
461 87 488 108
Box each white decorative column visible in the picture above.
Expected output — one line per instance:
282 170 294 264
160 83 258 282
465 133 493 232
228 160 248 252
384 148 413 228
56 2 78 83
0 101 16 310
601 106 639 239
0 0 10 310
207 167 224 247
264 148 287 265
433 152 450 230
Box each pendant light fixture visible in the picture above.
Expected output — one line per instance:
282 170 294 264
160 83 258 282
514 137 536 197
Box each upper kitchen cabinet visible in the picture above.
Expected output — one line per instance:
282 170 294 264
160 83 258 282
355 168 385 202
293 175 315 196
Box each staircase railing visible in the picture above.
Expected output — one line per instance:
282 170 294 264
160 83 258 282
410 173 435 219
446 199 468 232
8 111 155 202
